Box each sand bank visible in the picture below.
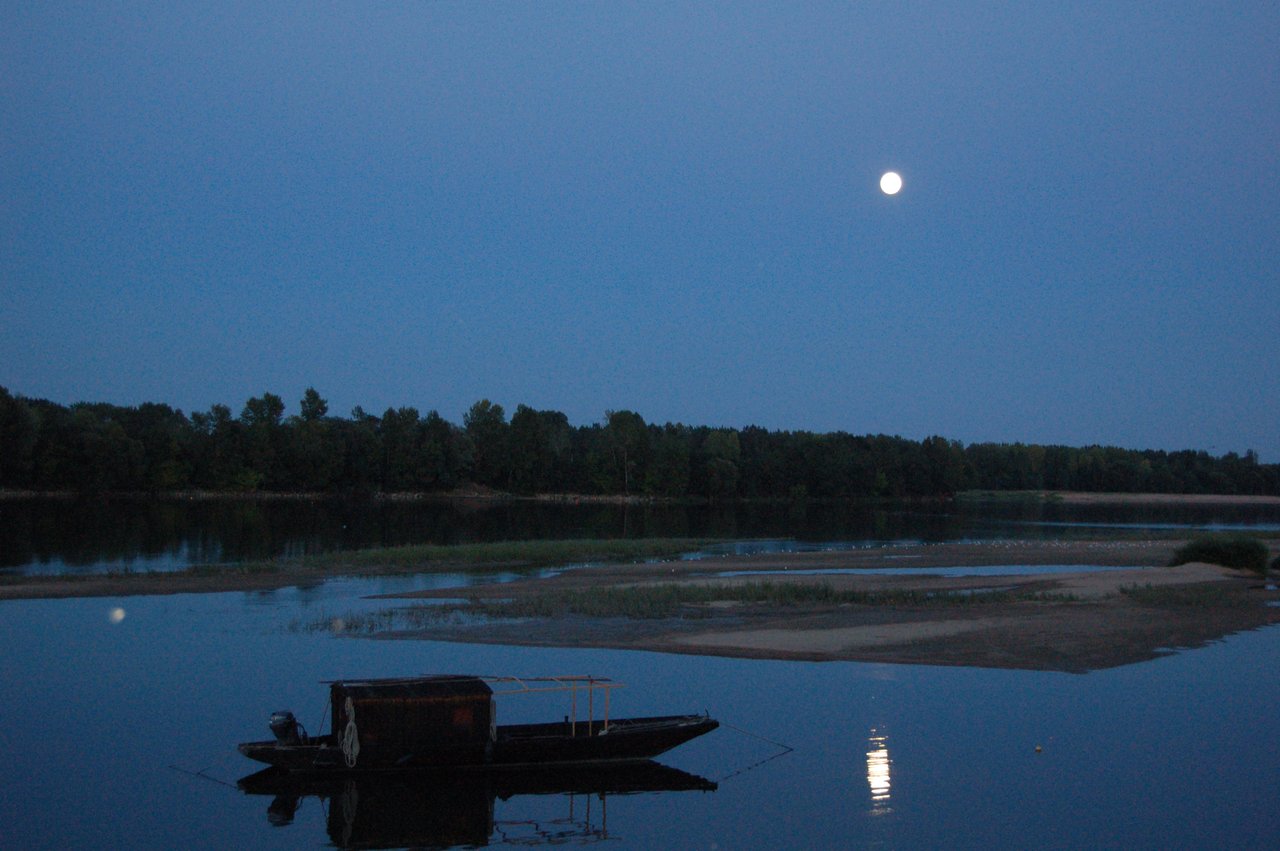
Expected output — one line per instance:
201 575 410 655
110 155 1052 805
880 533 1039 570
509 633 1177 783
374 540 1280 673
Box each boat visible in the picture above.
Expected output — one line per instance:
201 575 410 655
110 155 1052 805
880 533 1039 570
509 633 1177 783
238 674 717 772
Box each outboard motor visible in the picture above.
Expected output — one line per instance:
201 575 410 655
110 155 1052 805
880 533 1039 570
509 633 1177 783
267 795 300 827
269 710 304 746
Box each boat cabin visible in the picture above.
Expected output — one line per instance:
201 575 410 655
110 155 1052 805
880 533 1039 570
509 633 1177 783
331 676 495 768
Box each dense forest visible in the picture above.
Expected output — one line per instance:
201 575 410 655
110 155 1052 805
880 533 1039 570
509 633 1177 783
1 386 1276 499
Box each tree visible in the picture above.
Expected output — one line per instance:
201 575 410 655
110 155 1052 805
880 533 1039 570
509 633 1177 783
603 410 649 495
282 390 339 490
0 386 38 487
504 406 574 494
239 393 286 488
420 410 463 490
699 429 741 501
299 387 328 422
379 407 424 491
508 405 554 494
125 402 192 491
463 399 510 488
241 393 285 428
921 435 968 495
190 403 245 488
333 411 380 493
57 405 145 492
644 424 691 497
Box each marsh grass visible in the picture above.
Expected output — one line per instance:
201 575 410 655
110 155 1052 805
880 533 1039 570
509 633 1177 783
293 604 507 634
143 537 719 582
304 581 1080 633
187 561 282 576
470 582 1079 619
1119 583 1252 608
956 490 1058 504
244 537 717 574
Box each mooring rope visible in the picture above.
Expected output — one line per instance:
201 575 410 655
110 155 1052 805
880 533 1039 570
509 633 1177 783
316 694 330 738
720 721 794 754
168 764 238 790
715 721 794 783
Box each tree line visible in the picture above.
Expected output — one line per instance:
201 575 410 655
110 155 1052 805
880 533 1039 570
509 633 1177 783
1 385 1276 499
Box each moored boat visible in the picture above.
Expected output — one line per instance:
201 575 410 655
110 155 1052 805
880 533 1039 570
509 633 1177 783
238 674 717 772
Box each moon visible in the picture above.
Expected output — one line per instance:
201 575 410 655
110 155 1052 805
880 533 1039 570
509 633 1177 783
879 171 903 195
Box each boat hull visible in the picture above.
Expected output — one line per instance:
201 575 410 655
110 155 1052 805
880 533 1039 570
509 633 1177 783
239 714 717 773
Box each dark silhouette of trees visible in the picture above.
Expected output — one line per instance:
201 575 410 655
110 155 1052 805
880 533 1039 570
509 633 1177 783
1 385 1276 499
602 410 649 495
508 405 574 494
299 387 328 422
463 399 509 489
282 389 339 491
0 386 38 486
644 424 692 497
699 429 741 502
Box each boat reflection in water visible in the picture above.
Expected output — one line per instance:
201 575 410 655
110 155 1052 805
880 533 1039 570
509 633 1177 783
239 761 717 848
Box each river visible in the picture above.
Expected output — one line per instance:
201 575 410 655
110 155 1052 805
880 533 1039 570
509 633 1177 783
2 497 1278 848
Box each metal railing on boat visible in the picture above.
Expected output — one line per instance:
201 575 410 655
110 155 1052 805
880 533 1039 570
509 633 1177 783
482 675 620 735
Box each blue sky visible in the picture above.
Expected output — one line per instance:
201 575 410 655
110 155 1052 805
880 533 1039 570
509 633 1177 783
4 2 1277 458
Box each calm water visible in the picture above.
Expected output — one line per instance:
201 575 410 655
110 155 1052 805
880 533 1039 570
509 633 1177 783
3 499 1280 848
2 571 1279 849
4 496 1280 574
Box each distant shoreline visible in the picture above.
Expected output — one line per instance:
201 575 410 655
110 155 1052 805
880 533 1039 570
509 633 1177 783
2 488 1279 505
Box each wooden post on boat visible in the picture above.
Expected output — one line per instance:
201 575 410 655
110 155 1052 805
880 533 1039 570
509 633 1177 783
571 681 577 736
588 677 595 735
604 685 610 731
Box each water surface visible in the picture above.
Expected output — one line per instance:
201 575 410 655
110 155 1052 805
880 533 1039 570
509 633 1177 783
2 576 1278 849
5 496 1279 575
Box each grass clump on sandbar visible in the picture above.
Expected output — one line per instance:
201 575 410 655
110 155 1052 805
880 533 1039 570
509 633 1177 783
1168 535 1270 575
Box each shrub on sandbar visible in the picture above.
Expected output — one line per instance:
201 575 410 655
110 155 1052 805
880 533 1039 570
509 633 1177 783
1169 535 1269 574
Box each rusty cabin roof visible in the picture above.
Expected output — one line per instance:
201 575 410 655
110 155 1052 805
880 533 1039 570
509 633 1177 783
331 675 493 701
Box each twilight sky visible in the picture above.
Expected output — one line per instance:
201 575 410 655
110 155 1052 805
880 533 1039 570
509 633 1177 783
4 2 1277 458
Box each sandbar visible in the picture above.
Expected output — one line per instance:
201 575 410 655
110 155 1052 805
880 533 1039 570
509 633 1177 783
372 540 1280 673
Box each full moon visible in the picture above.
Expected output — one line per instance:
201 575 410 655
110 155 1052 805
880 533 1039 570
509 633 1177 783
880 171 903 195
